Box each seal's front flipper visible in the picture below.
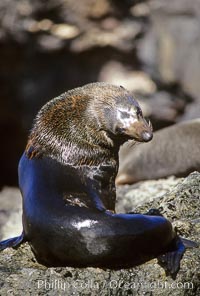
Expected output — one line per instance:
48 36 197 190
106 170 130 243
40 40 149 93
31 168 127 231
0 232 25 251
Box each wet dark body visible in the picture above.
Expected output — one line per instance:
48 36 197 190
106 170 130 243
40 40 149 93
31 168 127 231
19 154 175 268
0 83 187 274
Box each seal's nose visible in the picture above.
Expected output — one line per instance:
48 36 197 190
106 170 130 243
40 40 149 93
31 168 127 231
141 131 153 142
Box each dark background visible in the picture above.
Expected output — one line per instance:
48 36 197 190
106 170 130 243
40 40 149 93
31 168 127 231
0 0 200 188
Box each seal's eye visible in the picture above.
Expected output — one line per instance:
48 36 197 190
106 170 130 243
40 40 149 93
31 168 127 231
119 111 130 119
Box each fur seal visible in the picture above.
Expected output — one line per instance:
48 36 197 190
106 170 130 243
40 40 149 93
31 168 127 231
116 119 200 185
0 82 194 276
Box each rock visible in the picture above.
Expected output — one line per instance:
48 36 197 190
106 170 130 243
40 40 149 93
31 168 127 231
71 20 142 52
0 172 199 295
130 3 150 17
99 61 157 95
0 187 22 241
138 91 187 128
116 176 181 213
138 0 200 101
179 102 200 122
51 24 80 40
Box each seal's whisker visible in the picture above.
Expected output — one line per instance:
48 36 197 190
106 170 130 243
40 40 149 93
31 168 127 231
148 119 153 131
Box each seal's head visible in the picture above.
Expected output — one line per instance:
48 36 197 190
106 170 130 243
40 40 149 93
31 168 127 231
89 84 153 145
26 82 153 165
